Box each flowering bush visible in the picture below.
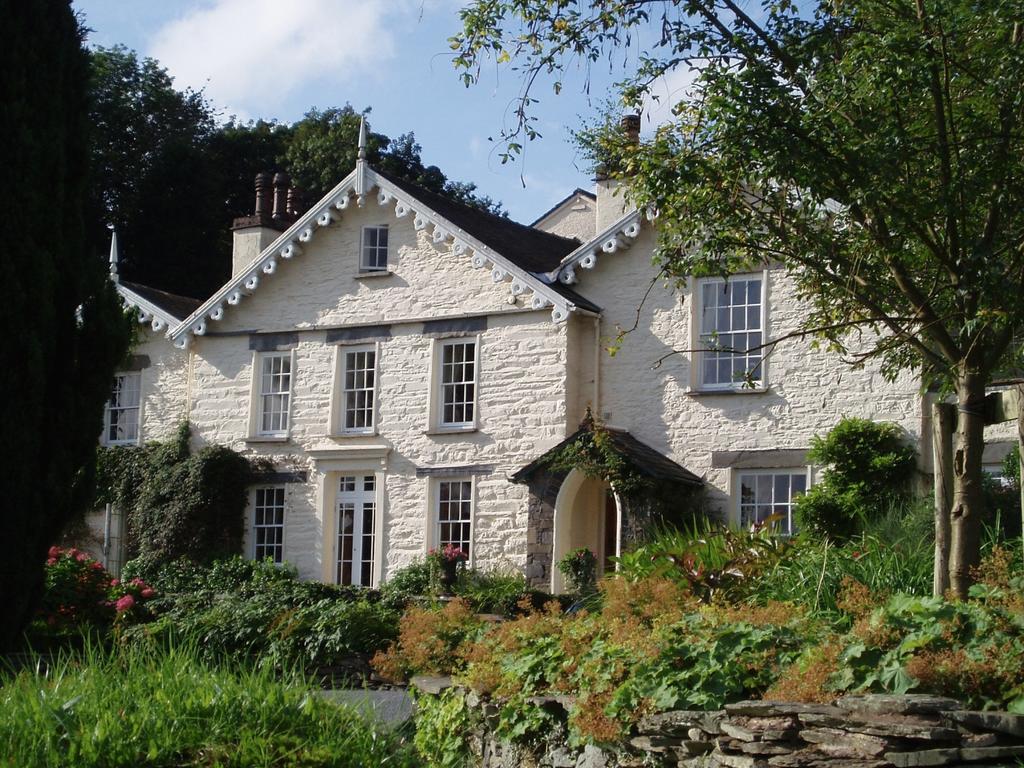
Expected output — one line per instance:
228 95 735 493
31 546 157 645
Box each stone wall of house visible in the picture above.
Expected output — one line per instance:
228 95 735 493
134 326 191 443
418 684 1024 768
565 222 926 521
180 194 576 581
535 194 598 242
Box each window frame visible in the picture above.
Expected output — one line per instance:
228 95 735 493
429 336 480 432
334 343 379 436
733 467 810 536
334 472 380 587
251 350 295 439
102 372 142 446
429 476 475 566
693 272 769 392
251 485 286 564
359 224 390 273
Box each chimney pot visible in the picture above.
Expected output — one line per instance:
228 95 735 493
286 186 303 218
272 171 290 220
620 114 641 144
254 171 272 217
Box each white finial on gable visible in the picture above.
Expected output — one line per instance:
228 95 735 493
355 115 368 205
108 228 120 282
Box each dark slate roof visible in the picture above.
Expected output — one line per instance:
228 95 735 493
373 167 600 313
529 187 597 227
511 421 703 486
120 281 204 321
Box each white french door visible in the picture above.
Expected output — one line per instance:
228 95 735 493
336 474 377 586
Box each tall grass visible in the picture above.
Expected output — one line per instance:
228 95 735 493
746 498 935 616
0 641 415 767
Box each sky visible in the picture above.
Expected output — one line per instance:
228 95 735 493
72 0 688 223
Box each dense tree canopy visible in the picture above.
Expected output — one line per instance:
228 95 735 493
0 0 133 649
452 0 1024 596
89 49 504 299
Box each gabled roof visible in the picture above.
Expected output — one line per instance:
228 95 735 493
530 187 596 228
544 208 647 287
511 418 703 487
121 281 203 321
117 280 202 335
170 150 603 347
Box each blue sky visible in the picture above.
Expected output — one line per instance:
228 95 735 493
72 0 684 223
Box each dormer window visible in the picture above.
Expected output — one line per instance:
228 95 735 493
360 225 389 273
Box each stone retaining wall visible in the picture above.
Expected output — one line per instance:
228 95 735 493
415 682 1024 768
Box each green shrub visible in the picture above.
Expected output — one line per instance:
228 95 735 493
381 560 434 610
97 422 262 572
613 521 789 603
0 642 416 767
119 556 397 673
557 548 598 595
795 417 916 540
454 568 529 615
27 547 157 649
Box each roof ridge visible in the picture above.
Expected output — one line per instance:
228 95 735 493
371 166 580 251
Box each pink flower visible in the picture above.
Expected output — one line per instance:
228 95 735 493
115 595 135 613
48 546 61 559
131 578 145 588
91 561 104 570
110 578 120 587
140 588 155 599
75 552 89 563
46 558 57 566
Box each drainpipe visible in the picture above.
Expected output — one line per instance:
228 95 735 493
592 315 601 416
102 503 112 567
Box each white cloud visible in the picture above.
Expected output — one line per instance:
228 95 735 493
641 64 701 127
148 0 407 118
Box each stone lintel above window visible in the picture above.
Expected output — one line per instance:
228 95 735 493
422 316 487 337
325 325 392 345
712 448 809 470
415 464 494 478
249 332 299 352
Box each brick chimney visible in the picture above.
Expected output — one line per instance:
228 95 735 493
595 114 640 231
231 171 288 278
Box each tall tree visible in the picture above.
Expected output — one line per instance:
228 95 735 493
0 0 133 649
452 0 1024 597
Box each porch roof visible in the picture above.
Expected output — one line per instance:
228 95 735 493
510 423 703 487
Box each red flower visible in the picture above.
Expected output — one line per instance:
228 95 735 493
140 588 155 599
115 595 135 613
48 546 61 559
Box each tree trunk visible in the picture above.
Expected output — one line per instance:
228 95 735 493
932 401 955 596
947 369 987 599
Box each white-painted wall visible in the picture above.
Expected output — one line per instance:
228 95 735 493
183 201 572 582
565 223 925 520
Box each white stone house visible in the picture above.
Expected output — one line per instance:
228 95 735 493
96 121 1013 591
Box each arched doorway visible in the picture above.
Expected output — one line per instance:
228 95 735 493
551 469 621 593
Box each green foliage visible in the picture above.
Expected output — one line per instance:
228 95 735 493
796 418 916 540
0 642 416 767
119 557 398 673
97 423 260 572
413 687 477 768
454 568 530 615
453 0 1024 592
614 521 790 603
381 560 435 610
541 421 646 495
0 0 134 651
27 546 157 649
557 548 598 595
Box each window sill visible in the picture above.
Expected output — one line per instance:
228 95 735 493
329 431 379 439
354 270 392 279
687 387 769 397
424 427 479 436
246 435 291 444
